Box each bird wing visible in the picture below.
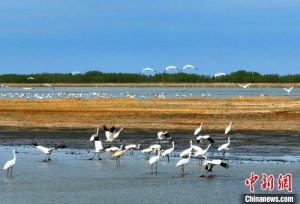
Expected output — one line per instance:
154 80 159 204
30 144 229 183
194 127 201 135
103 125 108 131
95 141 103 152
36 145 50 154
3 160 14 170
207 137 215 143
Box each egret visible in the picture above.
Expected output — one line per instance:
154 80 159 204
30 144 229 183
218 137 230 158
202 159 228 176
3 150 18 177
33 143 67 161
179 140 193 158
237 83 251 88
161 141 175 162
194 123 202 136
196 135 215 144
225 121 233 135
282 83 296 94
149 150 161 174
176 152 191 175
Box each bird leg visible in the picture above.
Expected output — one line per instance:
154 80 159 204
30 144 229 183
151 164 153 174
48 153 52 161
155 163 158 174
97 153 102 160
167 155 170 163
89 152 96 160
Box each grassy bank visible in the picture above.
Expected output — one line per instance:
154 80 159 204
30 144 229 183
0 97 299 133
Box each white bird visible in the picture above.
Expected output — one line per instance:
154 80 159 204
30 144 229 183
225 121 233 135
176 152 191 175
33 143 66 161
149 150 161 174
237 83 251 88
125 144 141 155
90 127 100 141
112 149 127 166
196 135 215 144
164 65 178 72
194 123 203 136
105 145 123 154
3 150 17 177
161 141 175 162
179 140 193 158
103 125 123 142
202 159 229 176
157 131 172 141
194 144 211 164
218 137 231 158
182 64 197 71
141 147 154 158
149 144 161 155
89 134 110 160
282 83 296 94
27 77 35 80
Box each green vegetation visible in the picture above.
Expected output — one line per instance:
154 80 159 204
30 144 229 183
0 70 299 83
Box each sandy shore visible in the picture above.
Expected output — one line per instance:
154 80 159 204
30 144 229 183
2 82 299 87
0 97 299 133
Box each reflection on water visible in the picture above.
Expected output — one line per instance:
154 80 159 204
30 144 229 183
0 86 299 100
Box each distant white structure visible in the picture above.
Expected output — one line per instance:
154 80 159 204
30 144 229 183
72 71 81 75
140 67 157 74
182 64 197 71
27 77 35 80
214 73 226 77
164 65 178 72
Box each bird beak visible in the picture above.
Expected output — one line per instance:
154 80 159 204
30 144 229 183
15 151 19 153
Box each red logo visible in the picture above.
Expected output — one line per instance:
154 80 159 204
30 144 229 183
245 173 292 193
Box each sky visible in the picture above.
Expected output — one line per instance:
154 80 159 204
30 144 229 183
0 0 300 75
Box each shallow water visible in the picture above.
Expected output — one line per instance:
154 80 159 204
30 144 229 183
0 86 299 99
0 132 299 203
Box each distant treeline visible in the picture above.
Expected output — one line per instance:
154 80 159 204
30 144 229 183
0 70 299 83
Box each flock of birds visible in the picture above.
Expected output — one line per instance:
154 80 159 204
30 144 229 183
0 83 297 100
3 122 233 178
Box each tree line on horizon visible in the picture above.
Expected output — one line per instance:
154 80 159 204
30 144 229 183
0 70 299 83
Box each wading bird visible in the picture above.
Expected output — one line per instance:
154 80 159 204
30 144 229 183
140 67 157 74
89 135 110 160
103 125 123 142
202 159 228 177
218 137 230 158
176 152 191 175
194 123 203 136
182 64 197 71
125 144 141 155
157 131 173 142
180 140 193 158
164 65 178 72
149 150 161 174
196 135 215 144
3 150 17 177
161 141 175 162
194 144 211 164
225 121 233 135
89 127 100 141
112 148 127 166
33 143 67 161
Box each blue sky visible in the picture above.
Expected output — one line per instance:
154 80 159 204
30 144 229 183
0 0 299 75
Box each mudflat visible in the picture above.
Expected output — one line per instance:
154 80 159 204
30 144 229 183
0 97 299 133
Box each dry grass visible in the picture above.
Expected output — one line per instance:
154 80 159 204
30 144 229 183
0 97 299 133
